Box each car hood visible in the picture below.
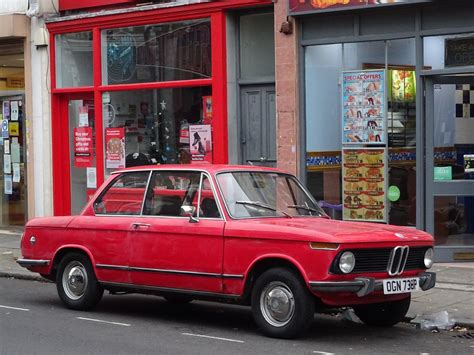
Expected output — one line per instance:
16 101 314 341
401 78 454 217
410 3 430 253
226 217 433 244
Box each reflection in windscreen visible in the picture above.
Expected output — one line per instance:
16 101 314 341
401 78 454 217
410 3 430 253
217 172 325 218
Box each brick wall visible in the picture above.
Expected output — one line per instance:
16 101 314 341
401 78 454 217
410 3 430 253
274 1 299 176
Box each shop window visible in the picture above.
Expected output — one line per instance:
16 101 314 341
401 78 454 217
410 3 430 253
239 13 275 79
102 86 212 178
55 32 93 88
305 39 416 225
424 34 474 70
102 19 211 85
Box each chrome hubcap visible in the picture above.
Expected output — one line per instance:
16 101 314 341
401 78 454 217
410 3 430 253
62 261 88 300
260 281 295 327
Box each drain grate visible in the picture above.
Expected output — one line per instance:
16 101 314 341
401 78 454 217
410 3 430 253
452 332 474 339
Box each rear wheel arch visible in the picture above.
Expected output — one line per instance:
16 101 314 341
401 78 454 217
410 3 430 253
241 257 310 304
51 247 96 281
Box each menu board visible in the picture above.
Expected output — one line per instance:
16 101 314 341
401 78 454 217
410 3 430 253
342 148 387 222
342 70 386 145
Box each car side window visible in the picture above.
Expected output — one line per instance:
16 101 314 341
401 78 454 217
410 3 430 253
197 176 221 218
93 171 150 215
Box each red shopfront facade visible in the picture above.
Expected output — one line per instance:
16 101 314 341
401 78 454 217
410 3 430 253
47 0 271 215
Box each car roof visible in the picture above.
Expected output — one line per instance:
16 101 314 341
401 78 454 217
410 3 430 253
112 164 288 175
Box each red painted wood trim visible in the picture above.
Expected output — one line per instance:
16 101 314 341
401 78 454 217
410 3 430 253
93 27 105 190
98 79 212 92
59 0 134 12
52 87 95 94
211 11 228 164
47 0 272 34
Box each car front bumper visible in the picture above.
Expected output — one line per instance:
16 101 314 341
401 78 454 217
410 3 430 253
309 272 436 297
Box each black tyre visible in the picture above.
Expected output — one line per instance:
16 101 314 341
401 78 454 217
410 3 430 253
251 268 315 339
163 294 193 304
353 295 411 327
56 252 104 310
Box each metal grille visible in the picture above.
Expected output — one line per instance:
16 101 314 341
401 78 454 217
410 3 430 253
348 247 428 273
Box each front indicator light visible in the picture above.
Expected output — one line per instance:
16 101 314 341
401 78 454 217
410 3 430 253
339 251 355 274
424 248 434 269
310 242 340 250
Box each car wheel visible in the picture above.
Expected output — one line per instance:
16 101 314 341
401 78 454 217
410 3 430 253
353 295 411 327
163 294 193 304
251 268 315 339
56 252 104 310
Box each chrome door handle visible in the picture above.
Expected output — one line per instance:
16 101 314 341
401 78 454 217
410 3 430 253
131 223 151 229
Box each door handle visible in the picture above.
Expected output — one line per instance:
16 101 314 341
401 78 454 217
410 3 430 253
131 223 151 230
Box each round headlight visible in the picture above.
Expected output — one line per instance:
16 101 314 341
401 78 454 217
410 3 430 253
424 248 434 269
339 251 355 274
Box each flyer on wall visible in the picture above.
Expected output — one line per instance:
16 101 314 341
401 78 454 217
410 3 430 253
73 127 93 168
342 70 386 145
105 127 125 169
189 124 212 163
342 148 387 222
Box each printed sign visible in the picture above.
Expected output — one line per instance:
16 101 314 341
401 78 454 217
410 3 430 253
202 96 213 123
434 166 452 180
73 127 93 168
342 148 387 222
9 122 19 136
464 154 474 173
289 0 432 15
2 101 9 119
2 119 9 138
189 124 212 163
342 70 386 145
10 101 18 121
105 128 125 169
79 106 89 127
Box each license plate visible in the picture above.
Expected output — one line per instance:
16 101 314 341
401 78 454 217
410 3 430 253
383 277 420 295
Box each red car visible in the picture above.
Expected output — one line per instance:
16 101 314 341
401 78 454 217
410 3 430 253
18 165 435 338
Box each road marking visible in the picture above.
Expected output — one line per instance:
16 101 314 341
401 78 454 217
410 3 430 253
0 305 30 312
435 282 474 292
76 317 131 327
182 333 244 343
313 351 334 355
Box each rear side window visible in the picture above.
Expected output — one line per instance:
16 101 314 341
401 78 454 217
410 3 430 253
94 171 150 215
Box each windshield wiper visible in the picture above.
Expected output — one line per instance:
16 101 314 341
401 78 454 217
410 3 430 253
287 204 324 216
236 200 292 218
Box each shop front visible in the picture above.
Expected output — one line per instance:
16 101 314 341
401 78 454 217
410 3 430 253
294 0 474 261
47 0 272 216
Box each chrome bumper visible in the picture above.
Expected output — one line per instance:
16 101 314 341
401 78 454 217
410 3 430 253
17 259 50 268
309 272 436 297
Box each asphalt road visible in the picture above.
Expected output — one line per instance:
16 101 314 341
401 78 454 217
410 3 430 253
1 278 473 355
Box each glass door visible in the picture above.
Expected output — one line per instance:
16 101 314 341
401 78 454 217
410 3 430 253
425 75 474 262
67 96 96 215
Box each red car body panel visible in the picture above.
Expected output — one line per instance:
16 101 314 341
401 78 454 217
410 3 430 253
19 164 435 307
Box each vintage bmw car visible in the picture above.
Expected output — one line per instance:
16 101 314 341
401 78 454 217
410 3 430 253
18 165 436 338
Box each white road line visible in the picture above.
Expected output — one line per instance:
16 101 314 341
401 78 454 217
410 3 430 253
76 317 131 327
313 351 334 355
435 282 474 292
0 305 30 312
182 333 244 343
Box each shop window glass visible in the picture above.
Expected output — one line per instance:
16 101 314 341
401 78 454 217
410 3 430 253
102 19 211 85
102 86 212 178
55 32 93 88
424 34 474 70
305 39 417 226
434 196 474 247
239 13 275 79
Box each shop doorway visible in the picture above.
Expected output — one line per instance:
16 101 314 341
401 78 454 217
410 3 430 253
240 85 276 167
424 74 474 262
56 94 96 216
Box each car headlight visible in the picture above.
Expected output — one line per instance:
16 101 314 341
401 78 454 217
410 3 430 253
339 251 355 274
424 248 434 269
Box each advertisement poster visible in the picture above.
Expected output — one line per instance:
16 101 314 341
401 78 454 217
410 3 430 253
342 70 386 144
464 154 474 173
189 124 212 163
73 127 93 168
4 175 12 195
389 69 416 103
2 119 9 138
9 122 19 136
342 148 387 222
202 96 212 123
79 106 89 127
2 101 9 119
10 101 18 121
105 127 125 169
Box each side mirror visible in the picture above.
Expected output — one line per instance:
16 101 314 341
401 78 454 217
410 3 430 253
181 205 198 223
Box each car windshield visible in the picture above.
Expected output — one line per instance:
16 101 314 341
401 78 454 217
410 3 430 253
216 171 326 219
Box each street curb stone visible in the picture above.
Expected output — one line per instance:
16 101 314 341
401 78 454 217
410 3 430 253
0 271 51 283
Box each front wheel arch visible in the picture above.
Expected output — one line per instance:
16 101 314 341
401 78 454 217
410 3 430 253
51 246 96 282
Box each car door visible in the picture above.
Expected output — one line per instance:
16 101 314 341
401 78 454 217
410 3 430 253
82 170 150 284
129 170 225 293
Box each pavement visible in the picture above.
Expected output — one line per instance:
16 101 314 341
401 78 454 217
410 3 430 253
1 227 473 329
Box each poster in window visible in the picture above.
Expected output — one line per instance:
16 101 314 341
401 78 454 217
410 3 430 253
342 148 387 222
10 101 19 121
189 124 212 163
2 101 9 119
202 96 212 123
105 127 125 169
342 70 386 145
73 127 93 168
